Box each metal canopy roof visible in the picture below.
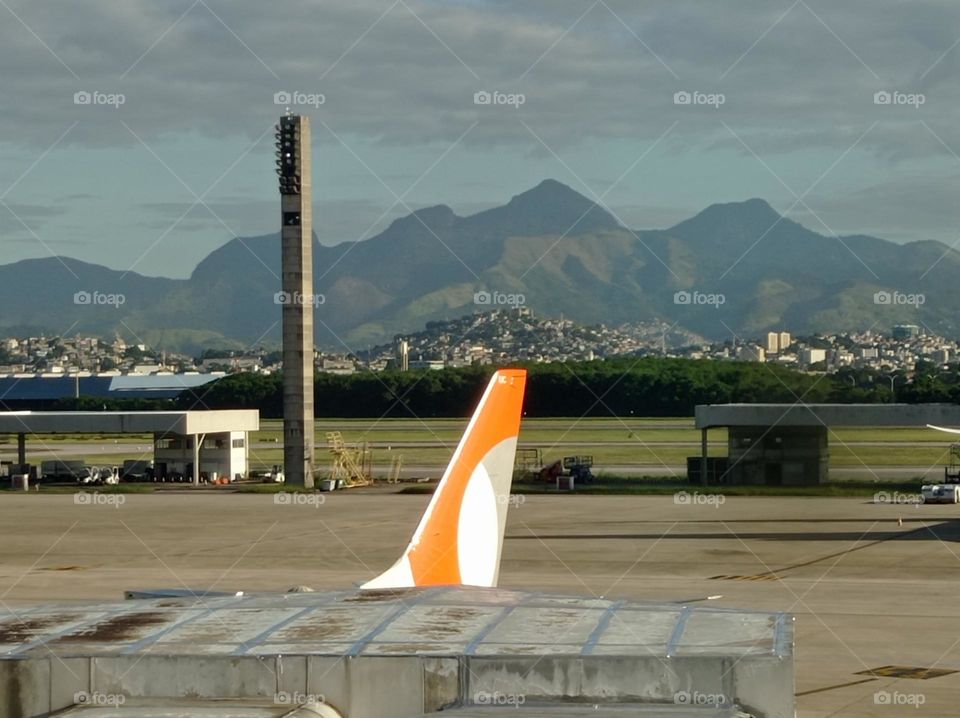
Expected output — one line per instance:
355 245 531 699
0 410 258 435
695 403 960 429
0 374 223 401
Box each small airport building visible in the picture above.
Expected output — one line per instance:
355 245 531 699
694 403 960 485
0 410 259 484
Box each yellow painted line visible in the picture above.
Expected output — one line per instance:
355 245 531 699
855 665 959 680
709 574 780 581
796 677 877 697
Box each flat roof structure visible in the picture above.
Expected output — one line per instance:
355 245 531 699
0 411 259 485
0 410 259 436
51 703 758 717
0 374 225 402
0 587 793 718
693 403 960 485
695 403 960 429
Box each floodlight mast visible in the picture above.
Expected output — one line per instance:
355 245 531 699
276 115 314 488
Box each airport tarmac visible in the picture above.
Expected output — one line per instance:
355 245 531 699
0 492 958 717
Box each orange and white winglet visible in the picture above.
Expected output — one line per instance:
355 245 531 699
362 369 527 589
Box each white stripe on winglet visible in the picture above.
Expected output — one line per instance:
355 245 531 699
457 462 499 586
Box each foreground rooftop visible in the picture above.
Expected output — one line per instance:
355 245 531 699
0 587 792 718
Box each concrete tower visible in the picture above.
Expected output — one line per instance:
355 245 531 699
276 114 315 488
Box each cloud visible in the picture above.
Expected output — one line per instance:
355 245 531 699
2 0 960 272
0 0 957 154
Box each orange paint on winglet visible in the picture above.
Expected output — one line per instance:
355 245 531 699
406 369 526 586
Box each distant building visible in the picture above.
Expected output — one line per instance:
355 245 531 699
319 358 355 375
737 345 766 363
892 324 920 340
932 349 952 365
410 359 445 371
800 348 827 365
200 357 261 372
765 331 792 354
832 349 854 366
765 332 779 354
395 339 409 372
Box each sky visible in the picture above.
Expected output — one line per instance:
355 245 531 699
1 0 960 278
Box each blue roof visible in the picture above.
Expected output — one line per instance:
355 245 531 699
0 374 223 401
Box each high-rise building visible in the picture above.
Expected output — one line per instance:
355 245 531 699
800 348 827 365
766 332 779 354
766 331 792 354
276 114 314 488
396 339 410 372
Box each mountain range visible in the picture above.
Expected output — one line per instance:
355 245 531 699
0 179 955 353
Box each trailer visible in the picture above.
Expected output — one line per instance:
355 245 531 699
921 442 960 503
40 459 86 481
121 459 154 481
921 483 960 503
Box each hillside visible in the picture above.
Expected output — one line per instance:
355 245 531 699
0 180 956 352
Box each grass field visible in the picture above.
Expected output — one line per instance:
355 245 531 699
3 417 958 480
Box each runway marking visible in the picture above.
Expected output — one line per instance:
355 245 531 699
855 665 958 680
795 677 877 697
709 574 780 581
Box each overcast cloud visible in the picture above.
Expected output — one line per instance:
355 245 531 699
1 0 959 276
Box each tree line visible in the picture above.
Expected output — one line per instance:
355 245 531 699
167 358 960 418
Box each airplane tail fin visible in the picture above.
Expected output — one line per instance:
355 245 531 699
362 369 527 589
